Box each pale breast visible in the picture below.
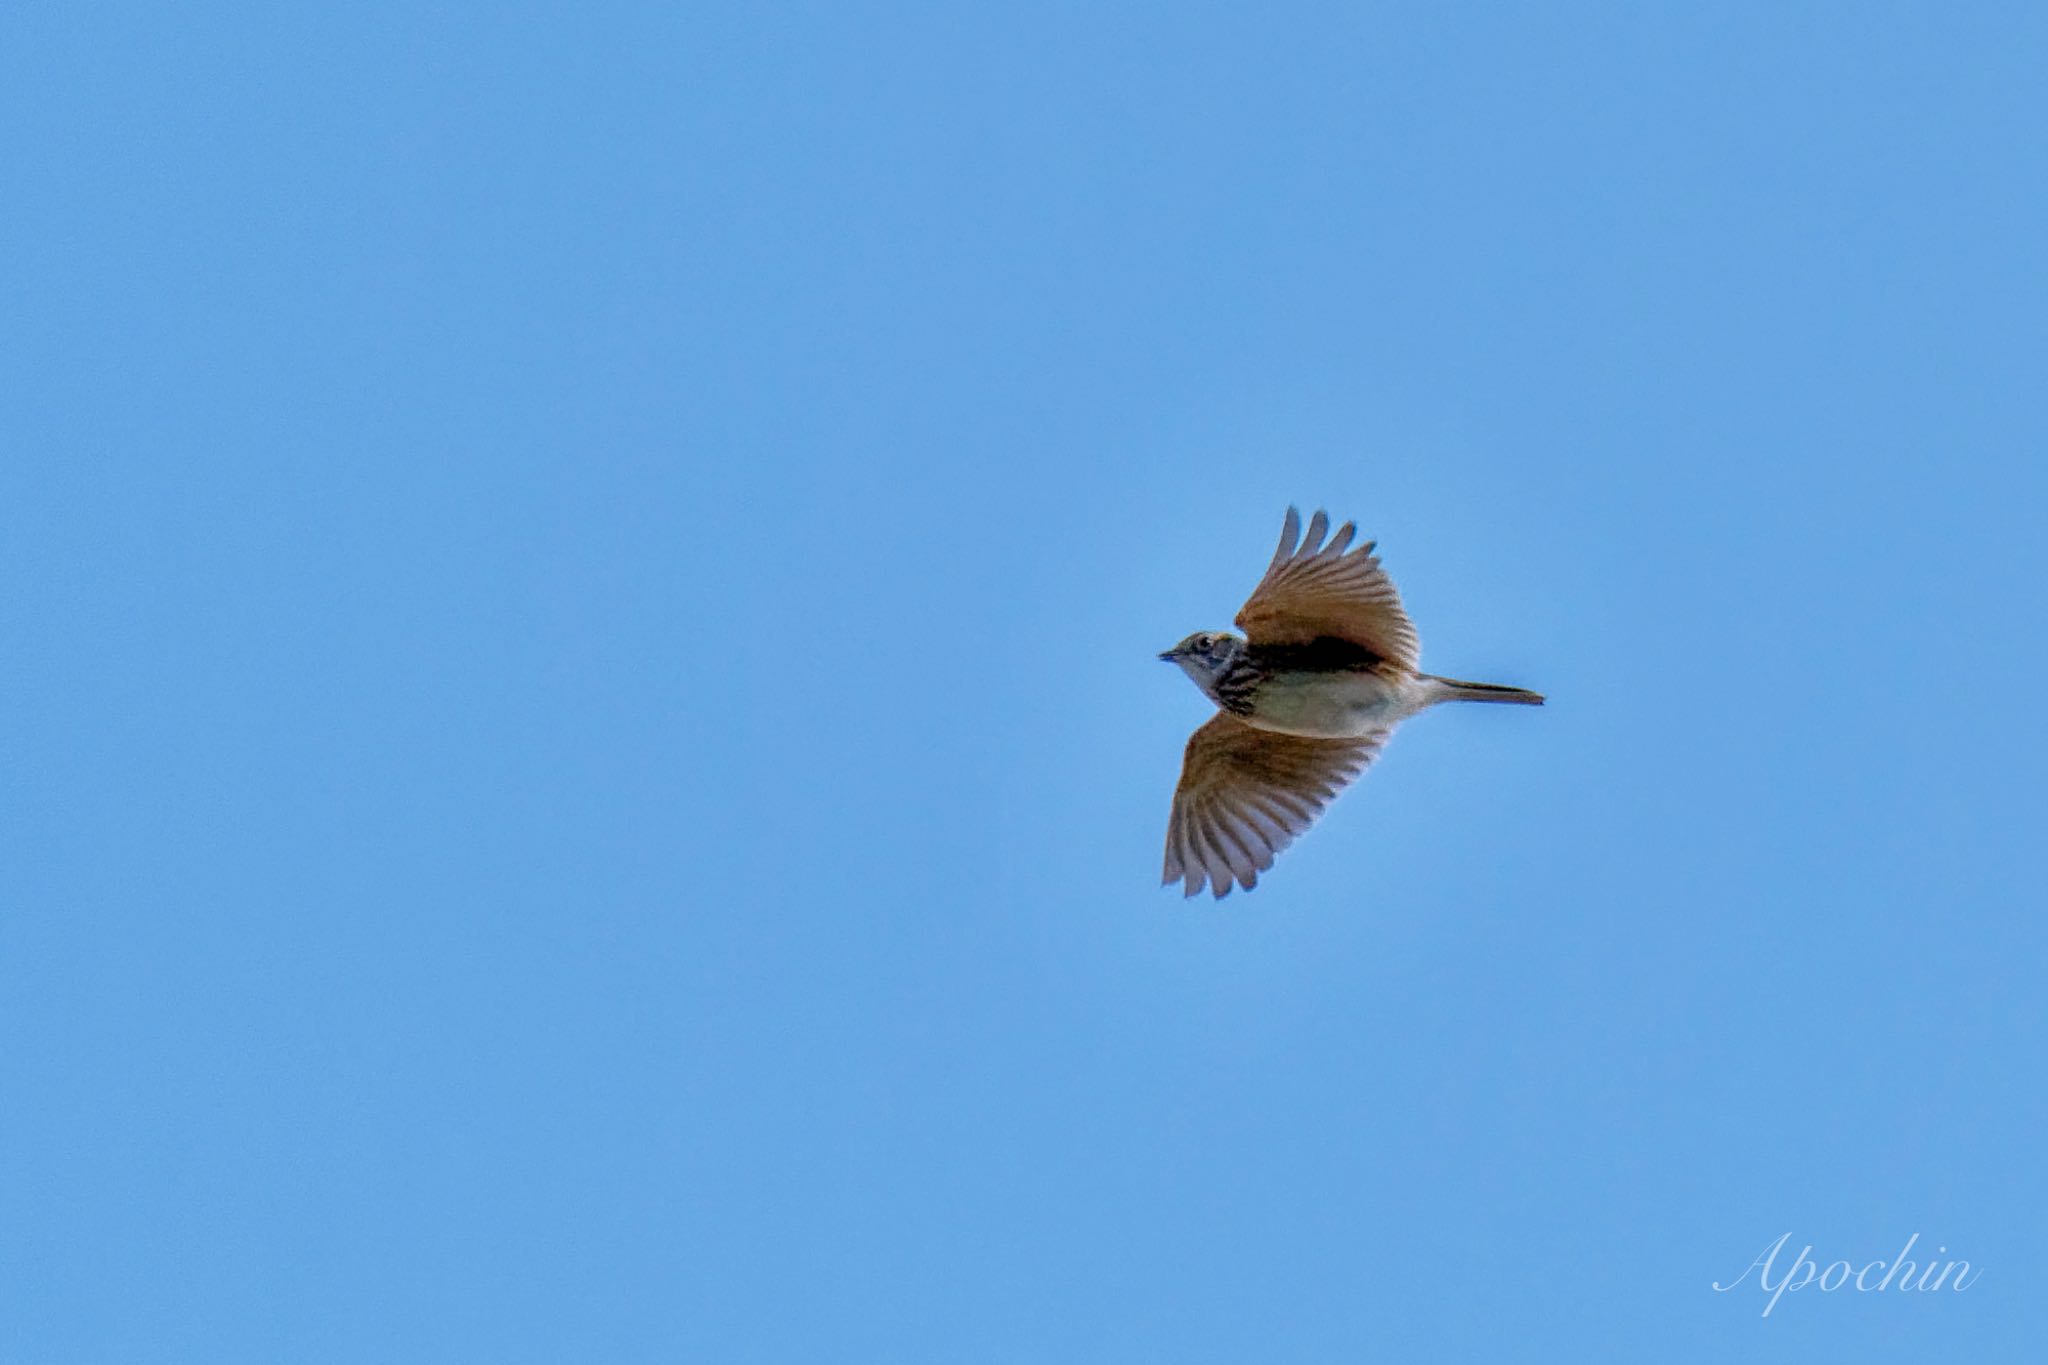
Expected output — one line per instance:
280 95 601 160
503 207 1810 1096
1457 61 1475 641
1238 670 1417 739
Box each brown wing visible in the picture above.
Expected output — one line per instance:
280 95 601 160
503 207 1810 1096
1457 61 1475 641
1234 507 1420 670
1162 713 1388 899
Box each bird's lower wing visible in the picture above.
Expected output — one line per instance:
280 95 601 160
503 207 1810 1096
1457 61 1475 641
1163 713 1387 900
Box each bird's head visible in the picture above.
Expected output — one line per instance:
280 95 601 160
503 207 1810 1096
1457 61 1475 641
1159 631 1245 700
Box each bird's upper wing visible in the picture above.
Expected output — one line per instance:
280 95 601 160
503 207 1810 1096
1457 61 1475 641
1163 713 1388 899
1234 507 1420 670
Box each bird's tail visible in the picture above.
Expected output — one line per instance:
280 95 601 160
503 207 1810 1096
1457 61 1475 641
1424 675 1545 705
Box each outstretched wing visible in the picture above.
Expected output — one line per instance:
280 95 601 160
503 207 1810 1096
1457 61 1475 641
1234 507 1420 671
1163 713 1388 899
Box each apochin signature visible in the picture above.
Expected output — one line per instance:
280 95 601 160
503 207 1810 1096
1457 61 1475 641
1714 1232 1981 1317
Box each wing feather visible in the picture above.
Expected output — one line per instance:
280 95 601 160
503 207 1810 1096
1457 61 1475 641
1161 713 1388 899
1234 506 1421 669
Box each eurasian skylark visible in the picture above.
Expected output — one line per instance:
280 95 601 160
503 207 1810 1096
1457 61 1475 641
1160 507 1542 898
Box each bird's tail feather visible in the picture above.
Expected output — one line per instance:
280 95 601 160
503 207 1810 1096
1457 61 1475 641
1425 675 1545 705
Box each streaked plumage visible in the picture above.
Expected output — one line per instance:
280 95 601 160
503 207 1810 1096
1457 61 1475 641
1159 507 1542 899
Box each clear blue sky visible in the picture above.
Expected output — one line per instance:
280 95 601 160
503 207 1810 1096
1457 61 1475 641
5 4 2045 1361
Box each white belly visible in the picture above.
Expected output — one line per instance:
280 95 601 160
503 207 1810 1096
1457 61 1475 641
1240 670 1423 739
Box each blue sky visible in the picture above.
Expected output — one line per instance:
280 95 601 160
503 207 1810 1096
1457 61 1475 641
5 3 2045 1361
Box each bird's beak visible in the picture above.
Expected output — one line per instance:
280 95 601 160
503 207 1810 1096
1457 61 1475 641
1158 649 1178 662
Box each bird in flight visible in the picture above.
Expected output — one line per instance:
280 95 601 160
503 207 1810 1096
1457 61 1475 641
1159 507 1542 898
